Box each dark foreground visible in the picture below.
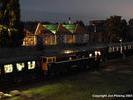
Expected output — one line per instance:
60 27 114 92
3 56 133 100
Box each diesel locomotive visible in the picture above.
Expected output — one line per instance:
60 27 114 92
0 42 133 83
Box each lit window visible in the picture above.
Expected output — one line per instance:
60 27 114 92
95 51 97 56
116 47 119 51
124 46 126 50
112 47 115 52
128 45 129 49
97 51 101 55
95 51 101 56
28 61 36 70
108 47 112 53
69 57 72 60
4 64 13 73
16 63 25 71
89 53 92 58
128 45 131 49
47 58 53 63
130 45 131 48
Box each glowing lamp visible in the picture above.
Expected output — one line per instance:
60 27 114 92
89 53 92 58
64 50 73 54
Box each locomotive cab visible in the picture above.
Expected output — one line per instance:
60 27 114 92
41 56 56 76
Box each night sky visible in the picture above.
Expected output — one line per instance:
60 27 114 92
20 0 133 24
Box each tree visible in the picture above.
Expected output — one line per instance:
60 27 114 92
127 18 133 41
129 18 133 26
9 0 24 47
0 29 10 47
106 16 128 43
120 19 128 41
75 20 85 27
0 0 24 47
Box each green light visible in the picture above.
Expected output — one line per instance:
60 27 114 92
63 24 76 33
43 25 58 34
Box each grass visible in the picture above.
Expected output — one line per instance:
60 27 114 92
5 57 133 100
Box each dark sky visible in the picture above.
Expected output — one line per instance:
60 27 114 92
20 0 133 24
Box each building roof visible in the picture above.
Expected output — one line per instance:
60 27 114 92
57 24 72 34
34 23 88 35
62 24 88 34
43 24 58 34
62 24 77 33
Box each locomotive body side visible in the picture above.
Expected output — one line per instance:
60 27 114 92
40 48 103 77
0 56 42 84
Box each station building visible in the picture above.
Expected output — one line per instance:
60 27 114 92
22 23 89 46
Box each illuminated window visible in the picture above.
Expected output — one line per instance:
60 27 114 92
22 36 37 46
4 64 13 73
95 51 101 56
112 47 115 52
16 63 25 71
69 57 72 60
46 57 56 63
47 58 53 63
94 51 97 56
89 53 92 58
124 46 126 50
130 45 132 49
116 47 119 51
97 51 101 55
28 61 36 70
44 35 57 45
108 47 112 53
64 35 74 44
128 45 131 49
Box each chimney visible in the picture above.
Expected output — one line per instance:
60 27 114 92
68 17 71 24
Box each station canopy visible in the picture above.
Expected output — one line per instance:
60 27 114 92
38 23 87 35
43 24 58 34
42 24 77 34
62 24 77 33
